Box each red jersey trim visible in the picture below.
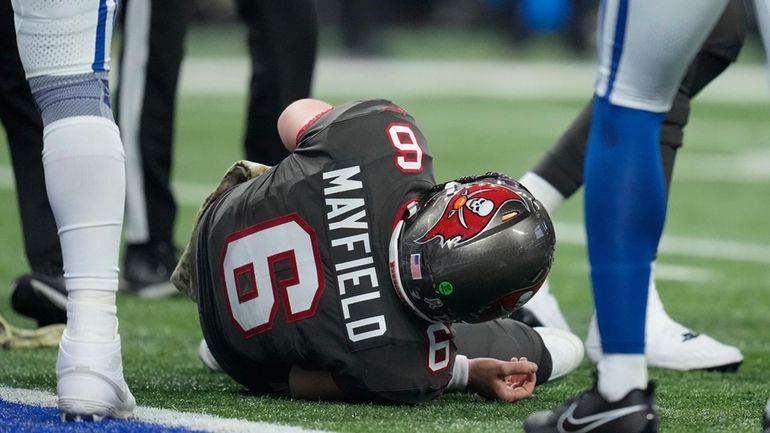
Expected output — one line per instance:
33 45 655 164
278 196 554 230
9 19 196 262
296 106 335 145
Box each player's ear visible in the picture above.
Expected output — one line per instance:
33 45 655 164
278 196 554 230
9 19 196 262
278 98 334 153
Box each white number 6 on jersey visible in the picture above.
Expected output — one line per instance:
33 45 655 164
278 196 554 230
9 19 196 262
220 214 325 337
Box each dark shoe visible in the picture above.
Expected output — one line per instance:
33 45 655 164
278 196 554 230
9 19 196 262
10 273 67 327
121 241 179 299
510 307 545 328
524 382 657 433
763 398 770 433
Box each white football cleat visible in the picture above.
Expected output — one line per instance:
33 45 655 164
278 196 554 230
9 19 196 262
198 338 222 372
534 326 584 381
585 285 743 371
56 332 135 421
519 279 572 331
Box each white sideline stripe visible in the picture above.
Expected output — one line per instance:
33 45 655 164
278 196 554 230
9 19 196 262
651 264 713 283
555 222 770 264
174 57 770 103
0 165 768 264
676 149 770 182
0 386 333 433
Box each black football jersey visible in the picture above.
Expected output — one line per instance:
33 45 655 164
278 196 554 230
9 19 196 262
193 100 456 404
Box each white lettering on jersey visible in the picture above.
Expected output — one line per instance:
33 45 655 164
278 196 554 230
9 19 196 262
323 164 388 344
323 166 363 195
326 198 365 220
347 316 387 342
337 267 378 296
328 210 368 231
331 233 372 253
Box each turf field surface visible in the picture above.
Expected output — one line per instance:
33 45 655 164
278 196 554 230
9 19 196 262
1 55 769 432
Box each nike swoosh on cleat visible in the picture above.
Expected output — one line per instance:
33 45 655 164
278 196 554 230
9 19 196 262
68 366 130 402
557 402 648 433
681 332 700 342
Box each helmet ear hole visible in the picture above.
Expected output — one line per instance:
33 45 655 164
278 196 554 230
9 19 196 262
393 175 556 323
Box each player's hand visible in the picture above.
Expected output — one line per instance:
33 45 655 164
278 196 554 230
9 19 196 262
467 357 537 402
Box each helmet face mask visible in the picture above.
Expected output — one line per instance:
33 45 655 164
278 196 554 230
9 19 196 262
389 174 555 323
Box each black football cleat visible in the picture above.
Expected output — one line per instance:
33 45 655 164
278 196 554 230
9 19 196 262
121 241 179 298
524 382 657 433
10 273 67 327
509 307 545 328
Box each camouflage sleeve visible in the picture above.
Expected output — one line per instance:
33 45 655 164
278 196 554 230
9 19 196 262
171 160 271 300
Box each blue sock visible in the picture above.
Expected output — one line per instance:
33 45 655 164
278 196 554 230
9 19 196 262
584 96 667 354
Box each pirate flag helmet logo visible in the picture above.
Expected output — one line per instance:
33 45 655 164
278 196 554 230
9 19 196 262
389 173 555 323
418 182 528 247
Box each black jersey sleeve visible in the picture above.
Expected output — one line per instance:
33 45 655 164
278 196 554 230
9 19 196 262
329 321 457 404
296 99 430 167
296 100 405 149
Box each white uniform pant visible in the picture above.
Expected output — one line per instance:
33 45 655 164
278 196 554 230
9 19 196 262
12 0 117 78
595 0 730 112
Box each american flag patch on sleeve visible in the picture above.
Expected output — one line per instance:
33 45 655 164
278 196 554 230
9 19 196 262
410 254 423 280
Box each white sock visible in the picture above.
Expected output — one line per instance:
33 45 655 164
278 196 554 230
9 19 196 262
598 354 648 402
43 116 125 342
645 262 670 324
518 171 566 216
523 279 572 331
66 290 118 342
518 172 570 330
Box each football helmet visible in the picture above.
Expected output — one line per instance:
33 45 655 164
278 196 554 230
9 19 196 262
389 173 555 323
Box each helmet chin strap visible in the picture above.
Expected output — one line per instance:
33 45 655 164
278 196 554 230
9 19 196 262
388 220 437 323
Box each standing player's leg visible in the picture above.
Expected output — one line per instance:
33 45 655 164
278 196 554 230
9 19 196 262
236 0 317 165
518 0 746 371
0 0 66 326
524 0 728 432
117 0 190 297
12 0 134 420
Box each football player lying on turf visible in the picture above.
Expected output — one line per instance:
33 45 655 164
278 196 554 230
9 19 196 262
172 98 584 403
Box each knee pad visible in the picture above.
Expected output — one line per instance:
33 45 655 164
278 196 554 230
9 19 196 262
660 91 690 151
701 0 746 64
28 73 114 127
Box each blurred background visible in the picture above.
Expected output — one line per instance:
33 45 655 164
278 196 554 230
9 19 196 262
169 0 769 110
186 0 766 59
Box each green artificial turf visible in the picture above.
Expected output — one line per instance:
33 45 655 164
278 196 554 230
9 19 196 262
1 91 768 432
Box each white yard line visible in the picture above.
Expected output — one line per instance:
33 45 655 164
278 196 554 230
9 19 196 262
177 56 770 102
675 149 770 182
2 57 768 270
651 263 714 283
0 386 333 433
0 165 767 265
554 221 770 264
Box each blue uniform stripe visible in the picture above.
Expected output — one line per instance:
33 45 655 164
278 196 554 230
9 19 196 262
605 0 628 97
0 398 208 433
92 0 109 72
